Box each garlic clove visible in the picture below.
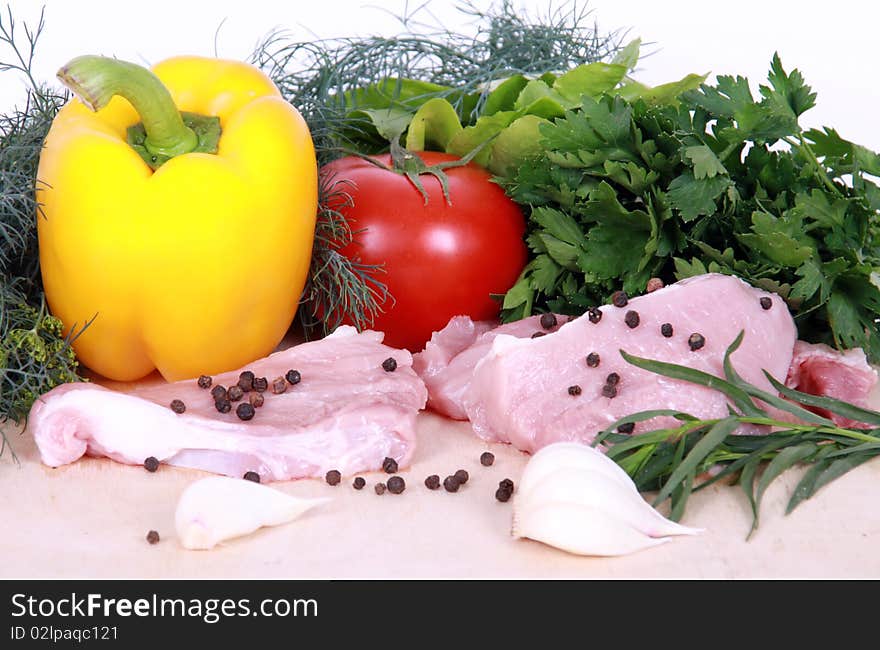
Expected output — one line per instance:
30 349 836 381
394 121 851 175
512 500 671 557
518 468 702 538
175 476 330 550
519 441 638 495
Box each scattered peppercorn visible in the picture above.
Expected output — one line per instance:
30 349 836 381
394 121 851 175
169 399 186 414
624 310 640 328
197 375 212 389
425 474 441 489
480 452 495 467
530 331 546 338
210 385 227 401
586 352 600 367
243 471 261 483
215 399 231 414
353 477 366 490
374 482 386 495
325 470 342 486
760 296 772 310
606 372 620 386
661 323 674 338
227 385 244 402
144 456 160 472
454 469 469 485
238 371 254 392
382 357 398 372
540 313 557 330
588 307 603 323
568 385 582 396
387 476 406 494
382 457 399 474
688 333 706 351
146 530 160 545
499 478 514 492
617 422 636 434
271 377 287 395
495 487 512 502
236 402 255 421
286 369 301 385
646 277 664 293
249 392 264 408
253 377 268 392
611 291 628 307
602 384 618 399
443 475 460 492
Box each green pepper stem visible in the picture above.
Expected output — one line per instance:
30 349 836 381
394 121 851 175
57 55 197 158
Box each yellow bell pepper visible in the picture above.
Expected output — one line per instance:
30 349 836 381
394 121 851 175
36 55 317 382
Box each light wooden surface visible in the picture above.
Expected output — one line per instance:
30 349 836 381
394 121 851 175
1 405 879 579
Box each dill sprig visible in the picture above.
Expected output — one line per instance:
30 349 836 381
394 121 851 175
0 6 84 456
594 332 880 537
251 0 624 335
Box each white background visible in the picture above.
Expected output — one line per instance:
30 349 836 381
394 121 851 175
1 0 879 150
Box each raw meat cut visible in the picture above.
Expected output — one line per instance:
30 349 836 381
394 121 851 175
452 274 799 452
412 314 564 419
30 327 428 481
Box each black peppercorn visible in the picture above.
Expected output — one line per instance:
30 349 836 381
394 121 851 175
588 307 603 324
169 399 186 414
606 372 620 386
586 352 600 367
499 478 514 492
286 369 301 385
143 456 160 473
530 331 546 338
760 296 772 310
249 392 264 408
568 385 582 396
197 375 212 389
387 476 406 494
236 402 255 421
374 482 386 495
495 487 512 502
602 384 618 399
215 399 231 414
454 469 469 485
146 530 160 544
540 313 557 330
382 457 399 474
617 422 636 434
425 474 441 490
227 385 244 402
325 469 342 486
624 310 640 328
243 471 261 483
611 291 628 307
480 452 495 467
210 385 227 401
688 333 706 351
253 377 268 392
443 475 460 492
353 477 366 490
238 371 254 392
271 377 287 394
382 357 397 372
661 323 674 338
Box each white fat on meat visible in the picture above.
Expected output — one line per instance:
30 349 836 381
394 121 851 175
30 327 428 480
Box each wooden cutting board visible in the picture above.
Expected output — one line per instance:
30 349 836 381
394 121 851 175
2 402 879 579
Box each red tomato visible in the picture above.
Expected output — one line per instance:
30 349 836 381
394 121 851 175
322 151 528 351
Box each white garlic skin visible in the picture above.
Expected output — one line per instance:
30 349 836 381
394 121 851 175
175 476 330 550
512 442 703 557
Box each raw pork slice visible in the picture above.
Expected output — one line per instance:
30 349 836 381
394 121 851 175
412 314 564 419
30 327 428 481
462 274 798 452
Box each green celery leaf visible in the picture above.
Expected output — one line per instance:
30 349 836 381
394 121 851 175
552 61 628 102
482 75 529 116
404 98 463 151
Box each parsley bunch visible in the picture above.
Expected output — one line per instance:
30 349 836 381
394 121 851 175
501 54 880 362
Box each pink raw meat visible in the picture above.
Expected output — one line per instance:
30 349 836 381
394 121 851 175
412 314 564 419
785 340 878 426
459 274 799 452
30 327 427 481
